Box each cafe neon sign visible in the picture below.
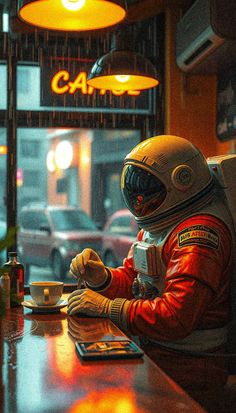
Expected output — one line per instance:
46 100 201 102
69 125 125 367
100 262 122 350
51 70 141 96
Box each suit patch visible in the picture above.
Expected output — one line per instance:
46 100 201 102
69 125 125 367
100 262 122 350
178 225 219 249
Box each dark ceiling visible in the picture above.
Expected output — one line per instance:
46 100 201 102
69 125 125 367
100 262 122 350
126 0 194 22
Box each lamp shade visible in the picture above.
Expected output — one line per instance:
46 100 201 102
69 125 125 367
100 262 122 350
87 50 159 91
18 0 127 31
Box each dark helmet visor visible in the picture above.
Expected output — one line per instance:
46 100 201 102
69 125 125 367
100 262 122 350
121 165 167 217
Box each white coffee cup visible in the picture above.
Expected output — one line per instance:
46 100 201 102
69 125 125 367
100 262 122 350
30 281 64 306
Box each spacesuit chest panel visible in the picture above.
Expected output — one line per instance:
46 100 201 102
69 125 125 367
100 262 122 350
131 228 172 299
131 197 235 301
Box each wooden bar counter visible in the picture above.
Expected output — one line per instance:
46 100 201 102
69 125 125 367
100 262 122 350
1 295 205 413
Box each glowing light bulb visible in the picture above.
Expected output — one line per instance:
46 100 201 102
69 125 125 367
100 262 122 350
61 0 86 11
55 141 73 170
115 75 130 83
46 150 56 172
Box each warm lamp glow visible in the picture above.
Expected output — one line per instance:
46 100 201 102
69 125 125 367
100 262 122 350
115 75 130 83
46 150 56 173
0 145 7 155
81 154 90 165
89 74 158 91
18 0 127 31
61 0 85 11
55 141 73 170
87 50 159 91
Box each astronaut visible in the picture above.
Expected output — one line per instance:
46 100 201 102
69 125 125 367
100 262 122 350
68 135 234 402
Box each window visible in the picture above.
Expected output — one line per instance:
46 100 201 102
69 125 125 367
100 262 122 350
0 65 7 110
23 171 40 187
18 68 30 93
50 209 97 231
1 13 164 287
20 140 40 158
109 216 136 236
20 211 48 230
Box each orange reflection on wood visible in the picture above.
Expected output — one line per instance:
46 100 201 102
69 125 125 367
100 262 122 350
50 334 75 381
68 388 147 413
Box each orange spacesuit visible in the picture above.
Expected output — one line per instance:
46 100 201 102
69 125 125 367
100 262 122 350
101 211 232 396
68 135 235 410
104 213 231 348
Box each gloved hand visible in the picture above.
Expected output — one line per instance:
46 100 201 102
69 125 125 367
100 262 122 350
69 248 108 287
67 288 112 317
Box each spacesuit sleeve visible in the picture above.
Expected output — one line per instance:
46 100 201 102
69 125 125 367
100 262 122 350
125 215 232 341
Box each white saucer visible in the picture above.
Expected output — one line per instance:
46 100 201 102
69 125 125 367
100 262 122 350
21 299 68 313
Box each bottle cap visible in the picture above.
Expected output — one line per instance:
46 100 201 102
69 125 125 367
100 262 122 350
8 252 17 257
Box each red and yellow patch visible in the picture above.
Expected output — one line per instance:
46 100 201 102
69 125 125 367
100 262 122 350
178 225 219 249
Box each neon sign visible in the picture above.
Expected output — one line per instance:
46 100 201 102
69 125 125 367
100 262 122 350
51 70 141 96
41 59 154 113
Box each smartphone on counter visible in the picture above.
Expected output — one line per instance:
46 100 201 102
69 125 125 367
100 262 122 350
75 339 144 360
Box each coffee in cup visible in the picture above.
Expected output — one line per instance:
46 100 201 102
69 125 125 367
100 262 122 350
30 281 64 306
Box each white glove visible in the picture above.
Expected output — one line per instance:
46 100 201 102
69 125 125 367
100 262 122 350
67 289 111 317
69 248 108 287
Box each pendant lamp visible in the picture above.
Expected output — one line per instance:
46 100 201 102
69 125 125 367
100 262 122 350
87 29 159 91
18 0 127 32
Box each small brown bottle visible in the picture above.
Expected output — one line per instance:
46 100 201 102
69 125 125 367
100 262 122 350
3 252 24 307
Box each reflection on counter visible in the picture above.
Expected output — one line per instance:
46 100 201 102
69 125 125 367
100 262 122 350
67 316 126 342
68 388 146 413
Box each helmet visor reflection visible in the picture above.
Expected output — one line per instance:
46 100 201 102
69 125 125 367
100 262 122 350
121 165 167 217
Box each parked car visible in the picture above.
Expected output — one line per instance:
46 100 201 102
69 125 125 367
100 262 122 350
18 204 103 280
102 209 139 267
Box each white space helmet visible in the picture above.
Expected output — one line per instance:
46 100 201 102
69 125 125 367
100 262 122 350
121 135 214 231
